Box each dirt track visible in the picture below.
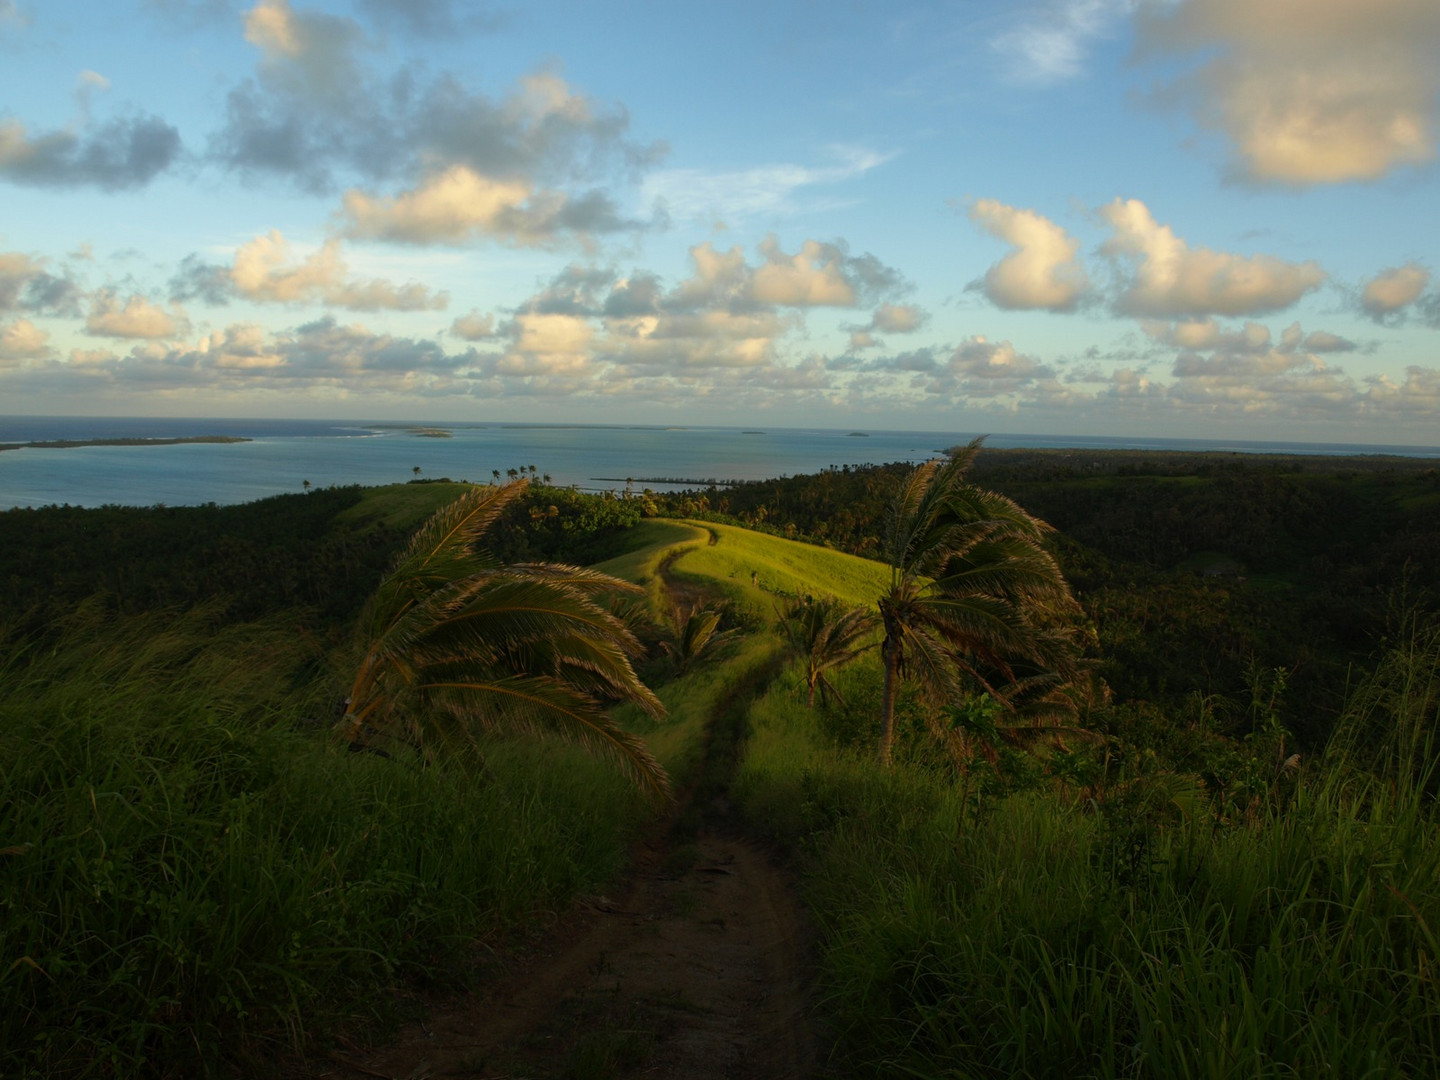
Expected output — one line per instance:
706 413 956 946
311 559 817 1080
317 820 814 1080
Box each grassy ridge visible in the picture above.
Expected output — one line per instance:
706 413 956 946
657 520 891 620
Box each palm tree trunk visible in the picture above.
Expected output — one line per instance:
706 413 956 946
879 630 900 766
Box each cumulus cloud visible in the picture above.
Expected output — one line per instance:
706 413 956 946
449 311 495 340
339 165 633 247
170 232 448 309
0 113 181 190
873 304 925 333
687 236 902 312
0 318 51 363
243 0 364 104
1145 317 1356 356
1278 322 1355 353
213 11 660 214
750 237 861 307
1138 0 1440 184
1360 263 1431 320
0 252 83 315
1143 318 1271 351
941 337 1056 394
969 199 1091 312
483 241 894 381
858 336 1061 404
84 291 187 339
1101 198 1325 317
847 303 928 351
1365 366 1440 417
991 0 1137 84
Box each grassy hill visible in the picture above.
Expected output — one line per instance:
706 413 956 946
5 478 1440 1078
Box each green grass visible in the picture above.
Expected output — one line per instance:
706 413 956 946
13 503 1436 1079
336 481 474 530
732 647 1440 1079
0 610 654 1077
591 520 710 584
658 520 890 620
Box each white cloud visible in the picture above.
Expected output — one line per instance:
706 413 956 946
449 311 495 340
498 313 594 375
243 0 364 103
750 238 857 307
848 304 928 351
970 199 1090 311
0 251 82 314
84 291 186 339
77 70 111 93
0 318 50 362
663 236 902 313
873 304 925 333
1360 263 1431 319
1101 198 1325 317
340 165 631 247
226 231 447 310
992 0 1137 84
1138 0 1440 184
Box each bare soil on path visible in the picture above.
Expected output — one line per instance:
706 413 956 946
316 818 814 1080
308 564 818 1080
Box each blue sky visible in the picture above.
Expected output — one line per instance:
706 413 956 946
2 0 1438 444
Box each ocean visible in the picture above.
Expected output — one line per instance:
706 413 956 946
3 415 1438 511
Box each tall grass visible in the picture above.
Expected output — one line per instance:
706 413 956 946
0 607 650 1076
735 647 1440 1078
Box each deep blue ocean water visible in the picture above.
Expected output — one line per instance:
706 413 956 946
2 415 1437 510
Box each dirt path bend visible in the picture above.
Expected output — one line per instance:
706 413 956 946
313 564 817 1080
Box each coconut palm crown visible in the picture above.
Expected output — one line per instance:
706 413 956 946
877 438 1080 765
337 480 670 801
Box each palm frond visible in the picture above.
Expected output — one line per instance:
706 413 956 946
876 439 1084 765
339 482 670 801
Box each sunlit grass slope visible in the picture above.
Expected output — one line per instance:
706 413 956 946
658 520 889 619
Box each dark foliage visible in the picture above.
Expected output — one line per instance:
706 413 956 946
0 487 406 631
484 484 644 565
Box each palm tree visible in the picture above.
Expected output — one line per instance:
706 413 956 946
778 596 876 707
336 480 670 801
660 602 733 675
876 438 1080 766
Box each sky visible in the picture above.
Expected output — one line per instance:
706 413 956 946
1 0 1438 444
